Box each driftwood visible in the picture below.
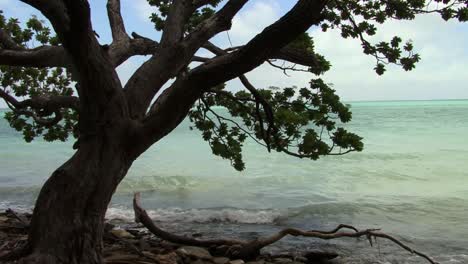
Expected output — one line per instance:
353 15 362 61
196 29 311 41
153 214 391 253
133 192 438 263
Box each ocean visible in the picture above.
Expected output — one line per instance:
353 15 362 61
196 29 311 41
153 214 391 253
1 100 467 263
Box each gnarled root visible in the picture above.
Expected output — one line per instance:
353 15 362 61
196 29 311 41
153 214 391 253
133 192 438 263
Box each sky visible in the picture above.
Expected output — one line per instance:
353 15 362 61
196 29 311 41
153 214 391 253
0 0 467 108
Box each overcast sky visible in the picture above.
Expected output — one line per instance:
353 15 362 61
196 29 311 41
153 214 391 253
1 0 467 109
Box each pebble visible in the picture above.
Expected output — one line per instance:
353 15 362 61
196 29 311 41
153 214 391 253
110 229 135 239
229 260 245 264
273 258 293 263
177 246 213 260
213 257 231 264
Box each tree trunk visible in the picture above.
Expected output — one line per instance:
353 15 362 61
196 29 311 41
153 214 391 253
18 133 133 264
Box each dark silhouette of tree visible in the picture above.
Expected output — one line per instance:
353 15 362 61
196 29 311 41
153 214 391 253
0 0 466 263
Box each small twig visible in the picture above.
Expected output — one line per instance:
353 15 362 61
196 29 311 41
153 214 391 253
267 60 310 76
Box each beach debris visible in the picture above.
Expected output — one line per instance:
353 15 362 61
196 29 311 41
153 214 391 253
133 192 440 264
0 207 439 264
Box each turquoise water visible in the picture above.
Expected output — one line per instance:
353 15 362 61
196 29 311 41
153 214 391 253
1 100 467 263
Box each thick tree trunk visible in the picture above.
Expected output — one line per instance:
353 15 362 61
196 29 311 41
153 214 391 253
17 134 133 264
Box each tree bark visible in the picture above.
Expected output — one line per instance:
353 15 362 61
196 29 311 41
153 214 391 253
17 132 133 264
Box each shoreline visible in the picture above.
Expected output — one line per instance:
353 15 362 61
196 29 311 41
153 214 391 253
1 207 467 264
0 209 341 264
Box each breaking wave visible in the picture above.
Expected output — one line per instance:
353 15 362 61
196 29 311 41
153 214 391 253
106 207 282 224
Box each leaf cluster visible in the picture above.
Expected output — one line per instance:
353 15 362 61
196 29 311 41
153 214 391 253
189 80 363 171
149 0 222 32
0 12 77 142
320 0 467 75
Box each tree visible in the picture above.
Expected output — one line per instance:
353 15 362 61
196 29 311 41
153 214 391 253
0 0 466 263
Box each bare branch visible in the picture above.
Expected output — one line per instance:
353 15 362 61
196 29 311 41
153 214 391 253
137 0 328 152
20 0 132 128
192 55 210 62
160 0 194 47
184 0 249 50
273 46 322 68
134 192 438 264
108 32 160 66
128 34 159 56
189 0 328 83
267 60 310 76
0 46 69 68
193 0 218 8
0 89 79 111
203 42 322 69
124 0 248 119
107 0 129 42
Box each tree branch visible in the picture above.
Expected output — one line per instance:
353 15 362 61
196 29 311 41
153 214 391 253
160 0 193 47
12 108 63 127
124 0 248 119
0 32 159 69
134 193 438 264
19 0 71 35
107 0 129 42
136 0 328 153
0 89 79 111
0 28 21 50
267 60 310 76
0 46 69 68
0 89 78 127
203 42 322 69
273 46 322 69
193 0 219 8
189 0 328 85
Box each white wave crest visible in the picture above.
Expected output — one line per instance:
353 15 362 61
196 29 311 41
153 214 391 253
106 207 281 224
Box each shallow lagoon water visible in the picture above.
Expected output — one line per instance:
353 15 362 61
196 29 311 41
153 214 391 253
1 100 468 263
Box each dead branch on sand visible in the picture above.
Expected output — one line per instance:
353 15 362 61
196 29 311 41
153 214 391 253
133 192 438 264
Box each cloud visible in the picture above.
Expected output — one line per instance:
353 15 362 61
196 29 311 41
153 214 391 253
130 0 155 22
311 13 468 100
225 8 468 101
0 0 41 19
225 0 281 46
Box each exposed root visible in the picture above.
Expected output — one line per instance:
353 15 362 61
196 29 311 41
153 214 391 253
133 192 439 263
5 209 30 228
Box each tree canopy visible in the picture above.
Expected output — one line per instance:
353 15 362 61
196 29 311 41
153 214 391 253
1 0 466 171
0 1 467 263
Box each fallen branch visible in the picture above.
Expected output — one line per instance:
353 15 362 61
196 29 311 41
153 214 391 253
133 193 438 263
